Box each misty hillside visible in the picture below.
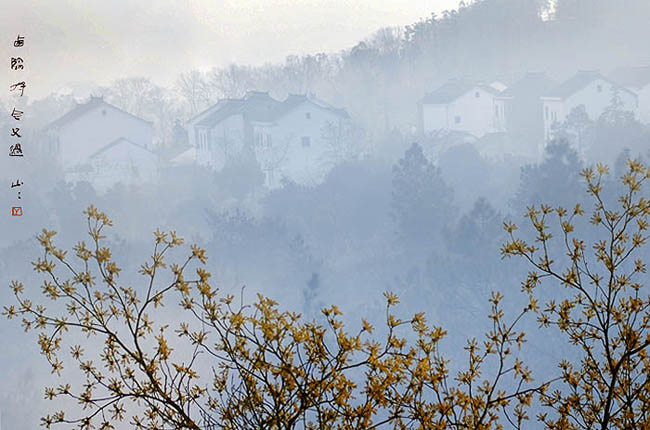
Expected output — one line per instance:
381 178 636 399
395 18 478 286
2 1 650 429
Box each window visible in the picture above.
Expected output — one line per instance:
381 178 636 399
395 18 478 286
545 106 549 120
265 170 275 187
475 91 480 98
495 105 499 119
305 112 311 119
454 115 461 124
552 111 557 121
301 136 311 147
257 133 272 147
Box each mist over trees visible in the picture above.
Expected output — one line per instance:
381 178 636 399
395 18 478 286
3 0 650 428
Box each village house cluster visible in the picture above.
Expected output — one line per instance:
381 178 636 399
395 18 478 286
37 66 650 192
418 66 650 158
37 91 351 191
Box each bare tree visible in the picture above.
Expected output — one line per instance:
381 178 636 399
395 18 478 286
175 70 211 117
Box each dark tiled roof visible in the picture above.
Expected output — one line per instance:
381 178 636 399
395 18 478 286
543 71 637 100
42 96 153 131
197 91 280 127
420 81 500 104
89 137 156 159
609 65 650 89
196 99 248 127
420 81 474 104
196 91 350 127
304 95 352 119
272 94 351 120
499 72 556 99
544 71 602 99
188 99 228 124
268 94 307 119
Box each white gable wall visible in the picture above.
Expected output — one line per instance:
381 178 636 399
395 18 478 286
421 104 451 134
254 101 347 188
567 78 637 121
56 104 153 169
421 87 498 138
493 98 508 132
638 85 650 125
197 114 246 170
66 140 158 192
543 78 638 142
453 88 499 138
542 99 567 144
187 102 224 150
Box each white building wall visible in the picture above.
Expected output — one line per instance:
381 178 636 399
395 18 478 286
637 85 650 125
452 88 499 138
66 140 158 192
187 102 224 150
542 99 566 143
493 98 508 132
196 114 246 170
543 78 638 143
421 104 451 133
567 78 637 121
57 104 153 169
91 142 158 192
421 87 498 138
195 127 209 167
255 101 347 188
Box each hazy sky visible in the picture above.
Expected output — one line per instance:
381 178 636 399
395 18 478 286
2 0 460 99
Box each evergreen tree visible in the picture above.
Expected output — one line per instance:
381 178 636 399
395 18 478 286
391 143 455 250
512 142 584 213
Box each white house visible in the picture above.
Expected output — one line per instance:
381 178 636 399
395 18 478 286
40 96 156 190
418 80 502 139
610 65 650 125
67 137 158 192
189 91 351 188
541 70 638 144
